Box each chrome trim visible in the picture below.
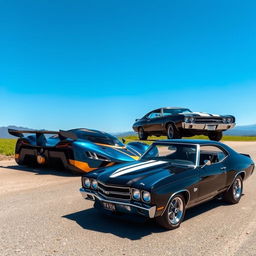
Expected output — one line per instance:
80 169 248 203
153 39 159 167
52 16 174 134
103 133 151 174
195 144 200 168
227 171 246 190
161 189 191 216
182 122 235 130
80 188 156 218
98 181 130 190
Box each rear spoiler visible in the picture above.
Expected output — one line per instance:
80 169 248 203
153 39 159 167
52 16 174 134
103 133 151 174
8 129 78 140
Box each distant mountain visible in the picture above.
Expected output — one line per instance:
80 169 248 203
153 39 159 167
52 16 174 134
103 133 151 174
0 126 31 138
224 124 256 136
113 131 136 137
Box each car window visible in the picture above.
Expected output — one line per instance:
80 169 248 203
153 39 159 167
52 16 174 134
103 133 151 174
142 144 197 166
200 145 227 165
147 111 161 119
163 108 192 116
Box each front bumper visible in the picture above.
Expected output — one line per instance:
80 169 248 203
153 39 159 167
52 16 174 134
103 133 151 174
182 122 235 131
80 188 156 218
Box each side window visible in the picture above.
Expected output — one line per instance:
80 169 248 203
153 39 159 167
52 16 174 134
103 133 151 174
148 111 161 119
200 145 227 165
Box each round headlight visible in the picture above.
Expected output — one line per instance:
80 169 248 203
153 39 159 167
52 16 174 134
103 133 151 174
91 179 98 190
132 189 141 200
223 118 227 123
184 117 190 123
142 191 151 203
227 117 232 123
190 117 195 123
84 178 91 188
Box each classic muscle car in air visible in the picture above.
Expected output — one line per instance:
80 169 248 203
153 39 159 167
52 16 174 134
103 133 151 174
132 107 236 141
80 139 254 229
9 128 149 174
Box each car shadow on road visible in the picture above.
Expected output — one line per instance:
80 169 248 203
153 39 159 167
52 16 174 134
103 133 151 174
0 164 77 177
63 198 237 240
63 208 165 240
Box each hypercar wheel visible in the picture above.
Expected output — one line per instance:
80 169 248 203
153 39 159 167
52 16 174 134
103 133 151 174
223 175 243 204
156 194 185 230
208 131 223 141
138 127 148 140
167 124 181 139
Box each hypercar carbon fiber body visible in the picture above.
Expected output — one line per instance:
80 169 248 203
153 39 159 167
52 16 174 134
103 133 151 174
9 128 149 174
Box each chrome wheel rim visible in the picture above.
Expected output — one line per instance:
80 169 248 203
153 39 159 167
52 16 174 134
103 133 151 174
233 178 242 199
168 197 184 225
168 126 174 139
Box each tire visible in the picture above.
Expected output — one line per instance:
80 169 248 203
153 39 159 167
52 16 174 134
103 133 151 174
167 124 181 139
156 194 186 230
223 175 243 204
208 131 223 141
138 127 148 140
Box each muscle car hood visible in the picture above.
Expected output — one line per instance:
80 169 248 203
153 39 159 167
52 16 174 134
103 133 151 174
96 160 193 190
182 112 222 117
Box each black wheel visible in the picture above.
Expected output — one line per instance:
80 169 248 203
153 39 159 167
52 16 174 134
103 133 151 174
138 127 148 140
156 194 186 230
167 124 181 139
223 175 243 204
208 131 223 141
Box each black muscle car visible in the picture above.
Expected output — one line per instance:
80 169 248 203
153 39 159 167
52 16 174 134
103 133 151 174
80 139 254 229
9 128 148 174
132 107 236 141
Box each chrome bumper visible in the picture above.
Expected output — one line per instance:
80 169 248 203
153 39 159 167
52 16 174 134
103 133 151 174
182 122 235 131
80 188 156 218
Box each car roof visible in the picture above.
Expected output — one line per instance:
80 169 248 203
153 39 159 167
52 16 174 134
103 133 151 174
68 128 117 139
152 139 225 146
150 107 190 112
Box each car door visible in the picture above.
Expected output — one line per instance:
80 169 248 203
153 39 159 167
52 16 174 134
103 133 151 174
197 145 228 201
143 110 163 132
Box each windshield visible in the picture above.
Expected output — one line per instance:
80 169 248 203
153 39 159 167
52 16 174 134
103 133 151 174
163 108 192 116
141 143 197 166
74 131 124 146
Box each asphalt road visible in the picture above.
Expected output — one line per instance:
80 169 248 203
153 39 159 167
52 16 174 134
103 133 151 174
0 141 256 256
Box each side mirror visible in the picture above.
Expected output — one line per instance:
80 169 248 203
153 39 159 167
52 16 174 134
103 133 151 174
135 119 139 121
122 138 126 143
202 159 211 167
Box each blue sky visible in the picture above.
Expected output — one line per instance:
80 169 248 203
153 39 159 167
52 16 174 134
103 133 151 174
0 0 256 132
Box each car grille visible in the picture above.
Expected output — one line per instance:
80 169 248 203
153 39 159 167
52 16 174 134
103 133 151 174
194 117 224 124
98 181 131 201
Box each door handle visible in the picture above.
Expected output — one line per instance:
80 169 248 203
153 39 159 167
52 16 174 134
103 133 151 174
220 167 227 170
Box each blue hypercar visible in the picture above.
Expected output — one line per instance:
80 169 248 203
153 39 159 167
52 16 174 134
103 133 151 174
9 128 149 174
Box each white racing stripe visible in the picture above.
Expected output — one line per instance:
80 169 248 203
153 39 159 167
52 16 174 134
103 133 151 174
110 160 167 178
193 112 211 117
113 160 156 173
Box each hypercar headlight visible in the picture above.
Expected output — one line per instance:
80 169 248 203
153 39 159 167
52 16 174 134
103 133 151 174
142 191 151 203
86 151 111 162
91 179 98 190
132 189 141 200
84 178 91 188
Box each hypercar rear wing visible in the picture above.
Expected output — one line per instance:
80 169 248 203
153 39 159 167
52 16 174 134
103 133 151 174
8 129 78 140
